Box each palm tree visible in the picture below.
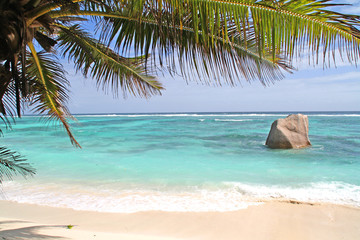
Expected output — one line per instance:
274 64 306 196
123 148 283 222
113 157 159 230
1 0 359 181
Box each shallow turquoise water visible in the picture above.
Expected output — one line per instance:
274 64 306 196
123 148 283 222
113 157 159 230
1 112 360 212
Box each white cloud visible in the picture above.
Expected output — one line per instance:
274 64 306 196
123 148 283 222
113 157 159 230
289 71 360 85
332 0 360 14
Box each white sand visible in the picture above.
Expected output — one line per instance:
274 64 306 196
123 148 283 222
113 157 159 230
0 200 359 240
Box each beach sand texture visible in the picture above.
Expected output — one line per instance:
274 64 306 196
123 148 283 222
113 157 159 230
0 200 359 240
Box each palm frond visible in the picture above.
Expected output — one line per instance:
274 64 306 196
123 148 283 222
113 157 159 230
51 9 290 85
34 31 57 52
27 42 80 147
0 63 17 131
0 146 35 184
0 64 13 115
57 24 163 97
0 81 17 130
51 0 360 85
106 0 360 67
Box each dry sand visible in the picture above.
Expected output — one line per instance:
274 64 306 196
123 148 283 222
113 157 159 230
0 200 359 240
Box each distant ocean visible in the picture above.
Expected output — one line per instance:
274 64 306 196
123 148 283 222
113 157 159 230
2 112 360 212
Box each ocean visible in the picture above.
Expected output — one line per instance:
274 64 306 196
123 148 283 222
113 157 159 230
1 112 360 212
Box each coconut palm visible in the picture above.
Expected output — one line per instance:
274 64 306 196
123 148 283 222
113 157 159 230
0 0 359 181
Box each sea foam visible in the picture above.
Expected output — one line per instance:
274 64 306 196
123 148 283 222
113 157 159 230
2 181 359 213
214 119 253 122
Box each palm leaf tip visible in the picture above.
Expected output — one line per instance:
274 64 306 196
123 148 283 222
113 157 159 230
57 24 163 98
27 43 81 148
0 147 35 184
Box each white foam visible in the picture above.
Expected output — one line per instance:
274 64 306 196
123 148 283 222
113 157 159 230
1 182 261 213
214 119 253 122
225 181 360 206
75 114 287 118
78 114 118 117
308 114 360 117
2 181 359 213
76 113 359 118
24 113 360 118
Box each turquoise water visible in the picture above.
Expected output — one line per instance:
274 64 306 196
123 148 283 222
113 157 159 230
1 112 360 212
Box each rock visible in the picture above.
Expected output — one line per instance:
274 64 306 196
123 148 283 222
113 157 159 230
265 114 311 149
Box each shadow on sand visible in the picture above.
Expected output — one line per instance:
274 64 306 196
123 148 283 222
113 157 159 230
0 221 68 239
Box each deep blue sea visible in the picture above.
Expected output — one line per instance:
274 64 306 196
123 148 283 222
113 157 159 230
1 112 360 212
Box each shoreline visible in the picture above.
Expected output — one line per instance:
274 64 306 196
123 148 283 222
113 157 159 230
4 179 359 213
1 200 359 240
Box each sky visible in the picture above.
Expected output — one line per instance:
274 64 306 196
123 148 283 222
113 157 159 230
65 1 360 114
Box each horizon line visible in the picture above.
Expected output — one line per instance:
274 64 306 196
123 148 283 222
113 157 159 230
21 110 360 116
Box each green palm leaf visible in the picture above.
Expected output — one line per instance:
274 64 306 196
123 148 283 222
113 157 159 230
0 146 35 184
51 0 359 85
126 0 358 61
57 24 163 97
94 9 289 85
27 42 80 147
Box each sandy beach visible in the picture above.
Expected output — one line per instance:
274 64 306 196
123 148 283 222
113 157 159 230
0 200 359 240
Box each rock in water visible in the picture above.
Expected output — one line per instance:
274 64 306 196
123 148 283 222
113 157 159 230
266 114 311 149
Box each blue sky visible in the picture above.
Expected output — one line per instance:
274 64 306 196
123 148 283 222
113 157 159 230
65 1 360 114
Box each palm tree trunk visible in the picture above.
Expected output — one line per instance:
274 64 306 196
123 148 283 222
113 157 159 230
21 45 28 97
0 65 11 115
11 57 21 117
